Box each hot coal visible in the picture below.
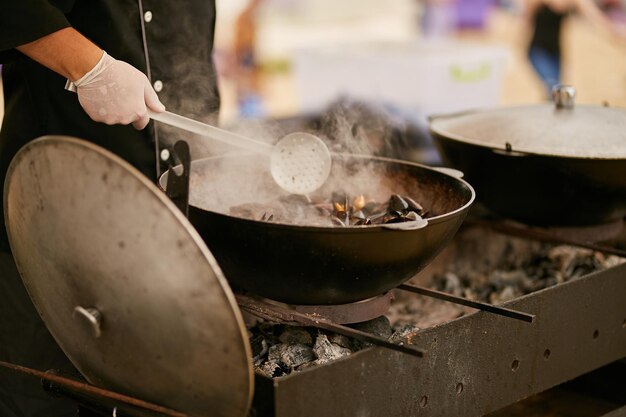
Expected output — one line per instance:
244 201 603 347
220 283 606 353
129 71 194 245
268 343 315 368
229 193 428 227
432 243 624 305
387 227 625 329
313 334 352 365
388 324 421 345
249 227 625 378
249 319 415 378
348 316 393 350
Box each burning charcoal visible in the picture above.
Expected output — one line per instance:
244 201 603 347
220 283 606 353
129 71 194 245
489 286 521 305
388 194 409 212
403 195 424 214
256 360 289 378
256 322 284 345
488 270 528 291
251 334 269 364
328 334 352 349
268 343 315 369
349 316 392 350
437 272 463 297
351 316 392 338
389 324 421 345
279 327 313 345
313 333 352 364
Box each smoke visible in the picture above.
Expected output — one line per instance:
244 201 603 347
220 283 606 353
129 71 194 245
151 8 433 226
185 99 428 226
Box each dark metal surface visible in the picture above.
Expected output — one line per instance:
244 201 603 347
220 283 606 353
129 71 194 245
398 283 535 323
253 261 626 417
0 361 190 417
601 405 626 417
4 136 253 417
432 132 626 226
171 154 474 305
164 141 191 217
429 103 626 159
236 294 425 358
263 292 395 324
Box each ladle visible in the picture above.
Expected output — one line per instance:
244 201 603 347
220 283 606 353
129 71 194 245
149 110 332 194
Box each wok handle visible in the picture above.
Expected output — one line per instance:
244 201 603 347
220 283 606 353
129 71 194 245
165 140 191 217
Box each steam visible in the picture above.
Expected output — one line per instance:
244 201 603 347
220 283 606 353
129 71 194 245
185 99 428 226
154 23 425 226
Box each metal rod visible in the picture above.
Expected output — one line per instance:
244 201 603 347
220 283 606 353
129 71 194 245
398 284 535 323
236 294 425 358
466 218 626 258
0 361 193 417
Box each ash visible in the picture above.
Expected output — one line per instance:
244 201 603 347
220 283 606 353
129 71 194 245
250 227 624 378
432 235 624 306
249 317 419 378
387 227 625 327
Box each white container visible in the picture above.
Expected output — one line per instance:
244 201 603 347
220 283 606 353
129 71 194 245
292 41 509 115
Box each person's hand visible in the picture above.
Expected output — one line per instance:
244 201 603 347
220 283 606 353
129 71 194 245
74 52 165 129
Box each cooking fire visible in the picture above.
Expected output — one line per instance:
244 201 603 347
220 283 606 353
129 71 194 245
246 226 624 378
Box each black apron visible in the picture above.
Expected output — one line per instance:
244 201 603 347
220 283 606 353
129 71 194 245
0 1 218 415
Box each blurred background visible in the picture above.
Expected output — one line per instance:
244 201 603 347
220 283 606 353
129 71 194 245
212 0 626 123
1 0 625 159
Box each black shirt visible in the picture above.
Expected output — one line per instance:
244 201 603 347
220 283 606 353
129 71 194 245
0 0 220 249
530 5 566 56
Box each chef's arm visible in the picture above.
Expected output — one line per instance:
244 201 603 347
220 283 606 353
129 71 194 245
14 27 165 130
16 27 103 81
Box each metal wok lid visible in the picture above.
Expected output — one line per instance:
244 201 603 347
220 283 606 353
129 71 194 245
3 136 253 417
430 86 626 159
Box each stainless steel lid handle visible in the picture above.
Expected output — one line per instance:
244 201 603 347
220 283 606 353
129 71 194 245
73 306 103 338
552 85 576 109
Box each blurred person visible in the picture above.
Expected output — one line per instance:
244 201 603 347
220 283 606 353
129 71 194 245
524 0 626 97
233 0 265 118
0 2 219 416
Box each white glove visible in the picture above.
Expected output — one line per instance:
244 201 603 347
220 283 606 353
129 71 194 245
73 51 165 130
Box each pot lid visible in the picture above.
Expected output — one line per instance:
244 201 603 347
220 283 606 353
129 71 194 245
430 86 626 159
4 136 253 417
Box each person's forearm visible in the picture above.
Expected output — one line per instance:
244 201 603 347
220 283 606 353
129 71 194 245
16 27 103 81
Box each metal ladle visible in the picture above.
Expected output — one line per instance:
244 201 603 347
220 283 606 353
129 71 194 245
149 111 332 195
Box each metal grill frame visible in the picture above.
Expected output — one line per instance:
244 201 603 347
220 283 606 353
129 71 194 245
252 262 626 417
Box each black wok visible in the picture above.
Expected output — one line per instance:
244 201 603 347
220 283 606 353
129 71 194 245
161 154 474 305
430 90 626 226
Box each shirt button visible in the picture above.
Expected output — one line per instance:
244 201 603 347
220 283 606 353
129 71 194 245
153 80 163 92
144 11 153 23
